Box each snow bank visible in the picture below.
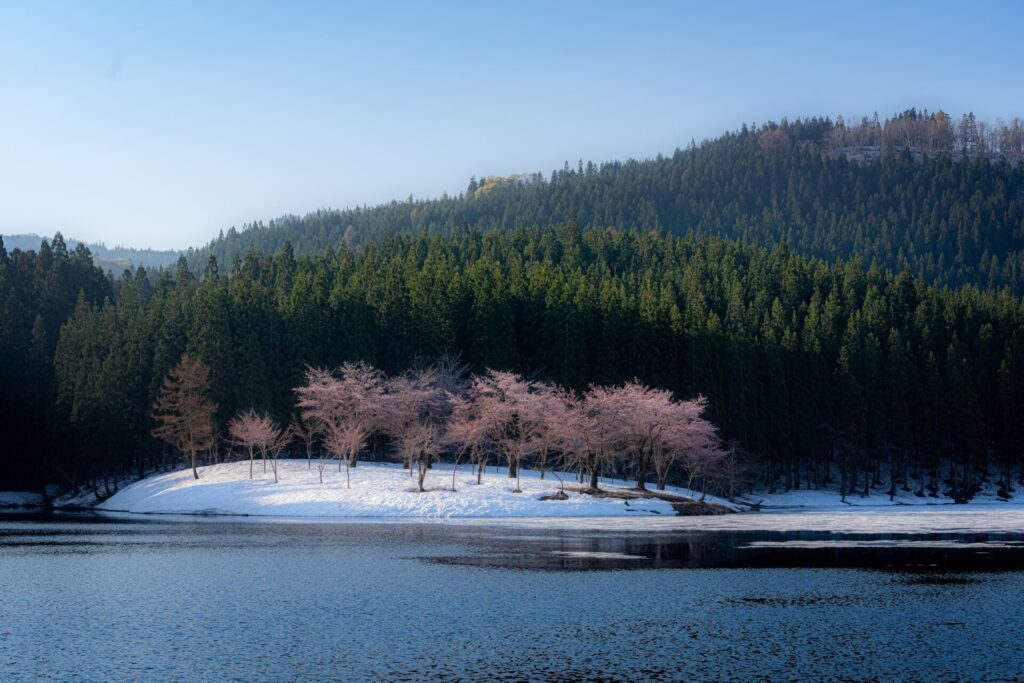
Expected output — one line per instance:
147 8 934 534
96 458 1024 530
99 460 685 518
0 491 43 508
736 485 1024 510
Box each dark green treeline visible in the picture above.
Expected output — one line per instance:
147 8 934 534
2 225 1021 494
0 235 111 490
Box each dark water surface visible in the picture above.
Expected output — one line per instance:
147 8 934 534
2 512 1024 682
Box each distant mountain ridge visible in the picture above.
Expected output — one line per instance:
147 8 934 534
1 233 181 270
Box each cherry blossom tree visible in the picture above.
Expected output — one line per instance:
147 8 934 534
593 382 678 490
533 385 570 480
332 362 385 469
470 370 549 493
294 362 384 483
380 368 450 493
289 360 733 501
228 409 265 479
446 390 492 489
554 386 627 491
320 420 367 488
652 396 723 492
294 367 338 482
550 392 586 484
228 409 290 482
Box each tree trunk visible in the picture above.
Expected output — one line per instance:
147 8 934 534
839 448 847 503
950 456 958 499
451 450 462 491
636 454 648 491
888 452 897 501
191 449 199 480
589 467 599 490
417 454 428 492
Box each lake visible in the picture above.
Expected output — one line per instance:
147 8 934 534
2 511 1024 682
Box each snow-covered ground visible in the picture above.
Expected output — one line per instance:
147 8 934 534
33 457 1024 534
735 483 1022 509
98 460 692 518
0 491 43 508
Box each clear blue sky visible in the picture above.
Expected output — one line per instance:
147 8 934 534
2 1 1023 250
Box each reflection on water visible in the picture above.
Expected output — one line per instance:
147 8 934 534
427 526 1024 571
2 512 1024 682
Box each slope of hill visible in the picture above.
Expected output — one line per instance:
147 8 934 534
192 111 1024 294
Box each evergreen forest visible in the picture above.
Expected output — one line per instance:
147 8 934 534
3 222 1022 500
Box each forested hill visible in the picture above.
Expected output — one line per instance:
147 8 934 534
191 111 1024 294
3 226 1022 496
2 233 180 271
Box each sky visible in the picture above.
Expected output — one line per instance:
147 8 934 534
2 1 1024 250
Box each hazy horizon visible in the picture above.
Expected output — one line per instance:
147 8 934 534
4 0 1024 250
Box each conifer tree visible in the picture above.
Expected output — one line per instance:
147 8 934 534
152 354 217 480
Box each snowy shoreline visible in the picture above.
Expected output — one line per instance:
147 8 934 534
0 491 44 509
94 460 719 519
9 460 1024 526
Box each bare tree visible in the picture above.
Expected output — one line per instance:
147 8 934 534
818 423 862 503
228 409 264 479
680 440 729 500
257 416 290 484
151 354 217 480
289 414 318 470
